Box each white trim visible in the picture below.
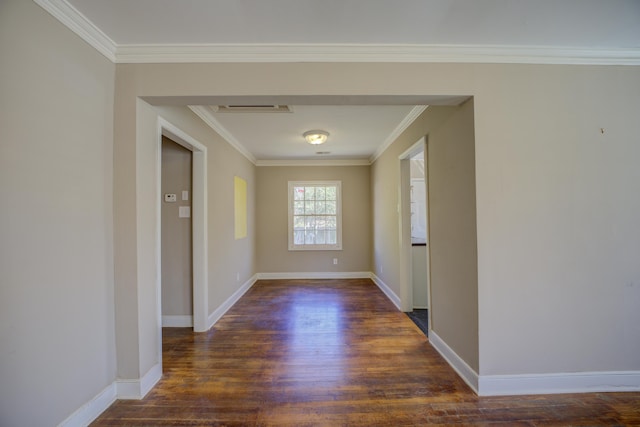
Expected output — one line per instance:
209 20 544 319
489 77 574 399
288 181 342 252
478 371 640 396
429 330 479 394
139 362 163 398
60 363 163 424
370 274 402 311
116 363 162 400
397 137 429 312
207 274 258 330
188 106 257 164
26 3 640 67
191 150 208 332
114 44 640 66
57 384 116 427
256 159 370 167
370 106 428 163
34 0 117 62
398 136 427 161
158 117 209 333
257 271 372 280
162 315 194 327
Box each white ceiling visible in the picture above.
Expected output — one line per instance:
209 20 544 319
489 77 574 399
65 0 640 48
193 105 422 162
38 0 640 163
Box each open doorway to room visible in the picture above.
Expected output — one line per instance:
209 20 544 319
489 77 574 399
161 137 194 328
399 136 431 336
408 148 429 334
157 118 209 344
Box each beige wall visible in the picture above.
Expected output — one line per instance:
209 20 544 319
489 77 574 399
118 102 257 378
110 61 639 379
371 103 479 371
4 5 639 419
371 107 456 294
427 100 478 371
473 65 640 375
161 138 193 316
110 59 640 375
256 166 371 273
0 0 116 425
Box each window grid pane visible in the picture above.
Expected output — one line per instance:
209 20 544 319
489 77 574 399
291 183 339 248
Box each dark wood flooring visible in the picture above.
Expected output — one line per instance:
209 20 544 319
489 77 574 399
92 279 640 426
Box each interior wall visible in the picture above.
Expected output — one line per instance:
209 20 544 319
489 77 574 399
0 1 116 425
473 64 640 375
126 103 257 376
113 61 640 394
3 1 638 422
427 99 479 372
371 107 457 296
256 165 371 273
161 137 193 317
371 104 479 371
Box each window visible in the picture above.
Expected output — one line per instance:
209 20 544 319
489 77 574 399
288 181 342 251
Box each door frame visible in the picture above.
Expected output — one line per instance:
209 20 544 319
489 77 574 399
157 117 208 336
398 136 431 329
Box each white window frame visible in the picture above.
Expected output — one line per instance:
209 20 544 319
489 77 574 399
288 180 342 251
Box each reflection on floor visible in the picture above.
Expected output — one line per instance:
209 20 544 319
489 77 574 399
92 280 640 426
406 308 428 335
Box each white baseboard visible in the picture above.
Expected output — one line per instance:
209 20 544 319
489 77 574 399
162 315 193 327
116 362 162 400
256 271 372 280
207 274 258 329
429 330 479 393
57 383 117 427
58 363 162 426
370 274 402 310
478 370 640 396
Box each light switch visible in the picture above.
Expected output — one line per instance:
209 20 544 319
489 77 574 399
182 190 189 201
179 206 191 218
164 194 177 202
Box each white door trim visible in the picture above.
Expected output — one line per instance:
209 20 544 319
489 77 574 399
398 136 430 317
157 118 209 333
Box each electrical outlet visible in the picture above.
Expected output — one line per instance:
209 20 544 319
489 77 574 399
236 272 240 282
333 258 338 265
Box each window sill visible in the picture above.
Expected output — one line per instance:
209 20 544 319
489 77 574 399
288 245 343 251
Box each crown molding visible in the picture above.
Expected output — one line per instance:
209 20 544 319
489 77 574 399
370 106 428 163
188 106 257 164
34 0 117 62
188 104 423 167
32 1 640 66
114 44 640 65
256 159 371 167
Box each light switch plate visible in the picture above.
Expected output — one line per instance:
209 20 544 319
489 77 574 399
179 206 191 218
182 190 189 201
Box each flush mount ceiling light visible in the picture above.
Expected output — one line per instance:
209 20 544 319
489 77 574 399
303 130 329 145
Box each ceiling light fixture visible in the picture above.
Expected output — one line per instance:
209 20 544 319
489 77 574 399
303 130 329 145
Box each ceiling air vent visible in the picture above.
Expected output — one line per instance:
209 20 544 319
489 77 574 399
215 105 293 113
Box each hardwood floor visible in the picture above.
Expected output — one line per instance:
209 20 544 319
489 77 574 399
92 279 640 426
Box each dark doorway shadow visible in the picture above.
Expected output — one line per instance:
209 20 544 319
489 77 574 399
406 309 428 336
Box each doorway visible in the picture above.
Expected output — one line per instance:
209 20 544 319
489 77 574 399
157 118 208 339
161 137 193 327
399 136 431 335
